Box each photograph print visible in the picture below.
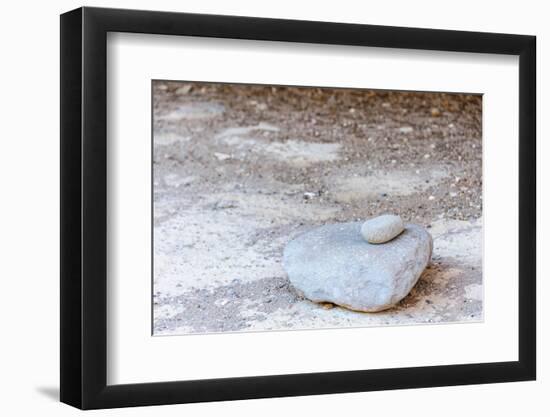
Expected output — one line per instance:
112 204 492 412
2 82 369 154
152 81 483 336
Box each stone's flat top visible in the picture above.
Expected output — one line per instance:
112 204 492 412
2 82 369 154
283 222 432 312
285 221 427 266
361 214 404 244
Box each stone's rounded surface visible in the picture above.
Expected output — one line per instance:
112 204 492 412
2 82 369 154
361 214 404 244
283 222 432 312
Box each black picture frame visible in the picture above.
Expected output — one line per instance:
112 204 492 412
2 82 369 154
60 6 536 410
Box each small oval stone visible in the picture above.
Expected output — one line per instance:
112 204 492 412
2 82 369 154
361 214 404 244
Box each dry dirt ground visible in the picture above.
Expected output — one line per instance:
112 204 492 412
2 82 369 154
152 81 483 335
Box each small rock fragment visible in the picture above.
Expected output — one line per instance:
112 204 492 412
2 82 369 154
214 152 231 161
175 85 192 95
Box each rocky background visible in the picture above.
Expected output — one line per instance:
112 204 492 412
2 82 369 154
152 81 483 335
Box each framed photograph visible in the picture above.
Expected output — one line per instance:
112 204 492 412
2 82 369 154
60 6 536 409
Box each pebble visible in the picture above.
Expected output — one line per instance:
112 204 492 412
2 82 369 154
360 214 404 244
214 152 231 161
175 85 192 95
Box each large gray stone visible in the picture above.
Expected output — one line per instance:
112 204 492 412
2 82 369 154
283 222 432 312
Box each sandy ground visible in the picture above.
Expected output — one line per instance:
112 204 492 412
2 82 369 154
152 81 483 335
